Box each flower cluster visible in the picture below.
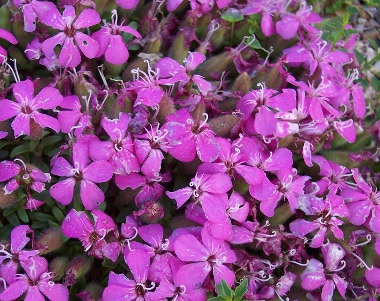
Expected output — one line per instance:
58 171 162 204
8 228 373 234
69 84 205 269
0 0 380 301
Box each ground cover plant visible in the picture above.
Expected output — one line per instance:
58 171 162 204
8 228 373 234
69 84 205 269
0 0 380 300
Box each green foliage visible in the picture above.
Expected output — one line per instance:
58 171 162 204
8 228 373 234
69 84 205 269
316 12 357 48
208 279 248 301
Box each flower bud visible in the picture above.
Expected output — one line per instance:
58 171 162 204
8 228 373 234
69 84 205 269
36 227 64 255
64 255 92 286
195 52 234 81
209 115 240 138
0 186 18 209
76 282 104 301
168 32 189 63
49 256 70 281
232 72 251 95
134 200 164 224
29 119 44 140
157 94 175 124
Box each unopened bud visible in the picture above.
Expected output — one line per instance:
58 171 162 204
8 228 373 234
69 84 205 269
29 119 44 140
36 227 64 255
0 186 18 209
208 115 240 138
49 256 69 281
134 200 164 224
76 282 104 301
168 32 189 63
195 52 234 81
232 72 251 95
157 94 175 124
64 255 92 286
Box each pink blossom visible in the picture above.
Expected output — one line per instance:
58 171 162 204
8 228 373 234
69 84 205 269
50 142 113 210
41 5 100 68
0 79 62 138
12 0 57 32
92 10 141 65
0 29 17 63
0 256 69 301
61 209 117 255
174 226 237 288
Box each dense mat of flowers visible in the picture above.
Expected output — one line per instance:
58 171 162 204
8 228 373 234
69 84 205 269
0 0 380 300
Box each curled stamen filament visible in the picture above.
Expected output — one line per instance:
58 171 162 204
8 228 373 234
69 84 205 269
289 259 310 267
351 252 373 270
329 260 346 272
14 158 27 171
96 90 109 111
352 234 372 247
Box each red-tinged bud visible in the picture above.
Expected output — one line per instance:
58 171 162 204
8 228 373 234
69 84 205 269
29 119 44 140
168 32 189 63
76 283 104 301
157 94 175 124
209 115 240 138
64 255 92 287
49 256 69 281
191 102 206 124
134 200 164 224
232 72 252 95
195 52 235 81
0 186 18 209
36 227 64 255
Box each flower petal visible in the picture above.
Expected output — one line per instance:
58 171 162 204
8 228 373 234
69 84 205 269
50 178 75 206
80 180 105 210
75 32 99 59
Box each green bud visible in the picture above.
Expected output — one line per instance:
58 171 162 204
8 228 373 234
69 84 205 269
195 52 234 81
64 255 92 286
0 186 18 209
36 227 64 255
208 115 239 138
157 94 175 124
168 32 189 63
49 256 69 281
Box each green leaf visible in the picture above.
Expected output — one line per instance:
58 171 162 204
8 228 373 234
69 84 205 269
246 36 261 49
221 8 244 23
234 279 248 301
6 212 20 226
31 212 54 222
208 297 228 301
371 76 380 92
217 280 234 298
10 144 30 158
39 135 63 152
17 207 29 223
354 49 364 65
51 206 65 222
368 38 379 51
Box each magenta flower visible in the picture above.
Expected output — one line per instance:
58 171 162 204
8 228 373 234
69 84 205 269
0 159 51 195
276 1 322 40
115 0 139 10
301 243 347 301
0 29 17 63
0 225 38 286
92 9 141 65
174 226 237 288
61 209 117 254
41 5 100 68
0 256 69 301
89 113 140 175
50 142 113 210
12 0 57 32
102 249 155 301
0 79 62 138
290 193 348 248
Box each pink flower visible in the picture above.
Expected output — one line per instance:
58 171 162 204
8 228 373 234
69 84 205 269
0 225 38 286
41 5 100 68
102 249 154 301
92 10 141 65
301 243 347 301
89 113 140 175
0 79 62 138
50 142 113 210
61 209 117 255
0 256 69 301
174 226 237 289
12 0 57 32
114 0 139 10
0 29 17 63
